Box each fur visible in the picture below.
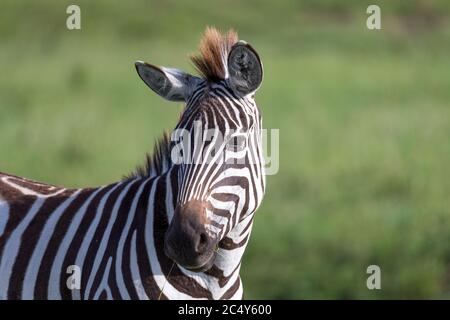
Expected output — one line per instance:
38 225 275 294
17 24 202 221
191 27 238 81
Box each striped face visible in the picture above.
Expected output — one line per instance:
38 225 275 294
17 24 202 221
136 40 265 272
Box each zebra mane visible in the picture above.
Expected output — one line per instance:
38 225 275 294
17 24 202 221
125 132 172 179
190 27 238 81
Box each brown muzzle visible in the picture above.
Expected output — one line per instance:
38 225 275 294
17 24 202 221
164 200 216 271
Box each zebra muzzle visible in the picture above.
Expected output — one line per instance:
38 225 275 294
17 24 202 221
164 200 217 272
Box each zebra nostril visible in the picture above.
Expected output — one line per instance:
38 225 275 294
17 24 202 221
195 232 209 254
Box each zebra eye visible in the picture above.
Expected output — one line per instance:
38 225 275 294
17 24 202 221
226 135 247 152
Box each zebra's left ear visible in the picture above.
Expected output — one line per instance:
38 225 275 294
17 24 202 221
227 41 263 96
135 61 201 102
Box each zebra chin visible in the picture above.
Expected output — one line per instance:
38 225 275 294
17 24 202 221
163 199 219 273
163 238 217 273
180 251 217 273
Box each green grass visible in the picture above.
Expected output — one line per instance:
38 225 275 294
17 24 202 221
1 0 450 299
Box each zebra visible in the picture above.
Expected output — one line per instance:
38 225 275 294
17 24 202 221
0 27 265 300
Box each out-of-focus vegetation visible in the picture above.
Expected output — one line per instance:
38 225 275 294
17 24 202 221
1 0 450 299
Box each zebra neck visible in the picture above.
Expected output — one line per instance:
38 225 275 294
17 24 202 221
201 215 254 299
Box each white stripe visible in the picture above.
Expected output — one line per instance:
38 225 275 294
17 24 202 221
22 190 82 299
93 256 113 300
130 230 149 300
0 199 9 237
1 177 65 197
70 182 123 300
229 278 243 300
115 178 150 299
47 187 104 299
0 197 46 298
84 180 136 299
165 172 175 223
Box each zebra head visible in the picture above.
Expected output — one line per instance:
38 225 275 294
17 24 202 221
135 28 265 272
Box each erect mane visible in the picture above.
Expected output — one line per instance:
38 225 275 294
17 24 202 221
125 132 172 179
190 27 238 81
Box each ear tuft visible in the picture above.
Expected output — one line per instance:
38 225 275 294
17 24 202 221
227 41 263 96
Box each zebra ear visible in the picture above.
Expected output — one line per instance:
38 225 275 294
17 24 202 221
227 41 263 96
135 61 201 102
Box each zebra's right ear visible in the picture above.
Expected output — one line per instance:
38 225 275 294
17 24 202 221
227 41 263 96
135 61 201 102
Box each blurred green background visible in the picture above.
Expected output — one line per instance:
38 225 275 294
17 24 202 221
1 0 450 299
